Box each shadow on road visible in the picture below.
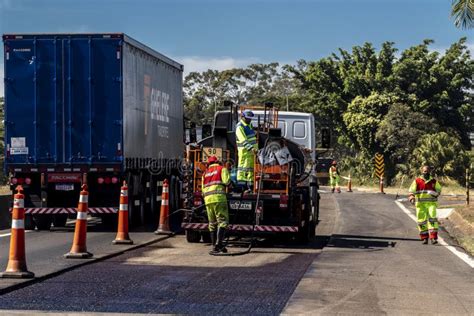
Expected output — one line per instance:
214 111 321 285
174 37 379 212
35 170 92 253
327 234 403 249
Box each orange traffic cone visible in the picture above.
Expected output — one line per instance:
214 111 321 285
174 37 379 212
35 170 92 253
65 184 93 258
1 186 34 279
154 179 173 235
347 174 353 193
113 181 133 245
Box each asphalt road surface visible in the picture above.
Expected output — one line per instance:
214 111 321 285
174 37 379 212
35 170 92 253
284 192 474 314
0 191 472 315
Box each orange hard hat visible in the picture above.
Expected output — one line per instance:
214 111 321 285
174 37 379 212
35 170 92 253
208 156 218 164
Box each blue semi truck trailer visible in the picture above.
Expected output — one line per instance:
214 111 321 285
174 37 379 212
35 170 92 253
2 33 184 230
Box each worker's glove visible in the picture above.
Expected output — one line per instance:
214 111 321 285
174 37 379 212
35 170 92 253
409 197 415 205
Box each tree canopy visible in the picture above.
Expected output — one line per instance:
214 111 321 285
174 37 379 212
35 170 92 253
183 38 473 183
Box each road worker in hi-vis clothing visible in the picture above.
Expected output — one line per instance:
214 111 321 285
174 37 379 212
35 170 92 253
236 110 258 192
408 165 442 245
329 160 341 193
202 156 231 255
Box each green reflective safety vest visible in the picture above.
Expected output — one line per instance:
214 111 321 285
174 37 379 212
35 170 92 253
236 120 258 151
201 163 230 204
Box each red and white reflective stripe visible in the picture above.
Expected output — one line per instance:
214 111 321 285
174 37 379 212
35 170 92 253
119 204 128 211
181 223 299 232
88 207 117 214
161 199 169 206
15 207 118 214
13 198 24 208
11 219 25 229
181 223 208 230
76 212 88 220
79 195 88 203
121 190 128 196
162 186 169 193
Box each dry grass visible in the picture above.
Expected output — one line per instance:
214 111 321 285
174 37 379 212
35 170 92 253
456 204 474 224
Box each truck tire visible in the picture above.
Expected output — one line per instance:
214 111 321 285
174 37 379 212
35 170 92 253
24 214 36 230
52 214 68 228
150 176 159 220
201 231 212 244
34 215 52 231
186 229 201 243
296 195 310 244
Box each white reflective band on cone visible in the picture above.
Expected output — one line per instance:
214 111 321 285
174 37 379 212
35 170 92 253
11 219 25 229
13 198 24 208
161 200 169 206
162 187 169 193
76 211 88 220
121 190 128 196
79 195 89 203
119 204 128 211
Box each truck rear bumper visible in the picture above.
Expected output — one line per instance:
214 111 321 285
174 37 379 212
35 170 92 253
182 223 298 233
10 207 118 214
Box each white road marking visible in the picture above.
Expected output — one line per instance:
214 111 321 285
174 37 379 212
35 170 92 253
0 230 33 238
395 200 474 269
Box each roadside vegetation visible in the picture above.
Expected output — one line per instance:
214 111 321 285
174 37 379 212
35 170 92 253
183 38 473 187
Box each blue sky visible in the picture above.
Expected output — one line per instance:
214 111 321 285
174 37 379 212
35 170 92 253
0 0 472 97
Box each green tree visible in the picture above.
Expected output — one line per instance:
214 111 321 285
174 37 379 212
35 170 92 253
376 103 439 165
343 92 395 154
393 38 473 146
451 0 474 29
410 132 470 182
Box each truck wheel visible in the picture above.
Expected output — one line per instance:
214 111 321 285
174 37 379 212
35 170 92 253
201 231 212 244
52 214 68 228
295 196 310 244
34 215 52 231
186 229 201 243
101 215 117 230
150 176 159 220
24 214 36 230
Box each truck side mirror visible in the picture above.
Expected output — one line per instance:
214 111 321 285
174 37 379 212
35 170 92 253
321 128 330 149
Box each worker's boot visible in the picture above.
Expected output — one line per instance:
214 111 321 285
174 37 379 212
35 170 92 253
430 238 438 245
216 227 228 253
210 230 217 246
422 239 428 245
209 231 219 255
331 188 335 193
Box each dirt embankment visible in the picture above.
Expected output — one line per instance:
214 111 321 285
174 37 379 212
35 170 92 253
440 204 474 256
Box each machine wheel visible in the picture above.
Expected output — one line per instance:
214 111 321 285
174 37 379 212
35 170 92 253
52 214 68 227
186 229 201 243
34 215 52 231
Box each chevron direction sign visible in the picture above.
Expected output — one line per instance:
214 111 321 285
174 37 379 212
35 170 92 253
374 153 384 178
